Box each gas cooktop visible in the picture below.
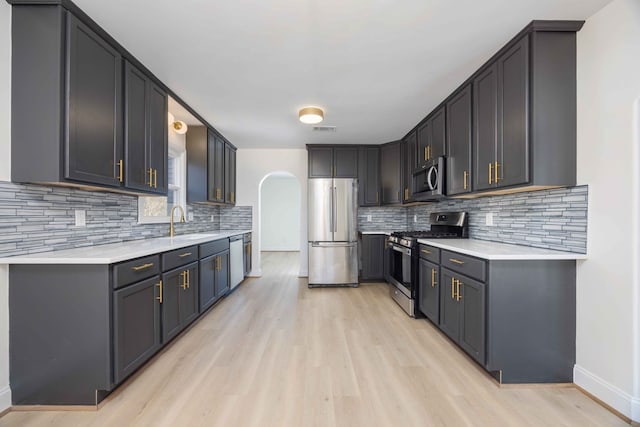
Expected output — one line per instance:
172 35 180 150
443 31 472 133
390 230 461 239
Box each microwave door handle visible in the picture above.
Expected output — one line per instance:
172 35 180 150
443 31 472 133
427 166 437 191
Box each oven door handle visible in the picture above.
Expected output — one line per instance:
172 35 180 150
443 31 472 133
391 245 411 256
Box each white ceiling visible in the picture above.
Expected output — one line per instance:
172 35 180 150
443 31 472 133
75 0 611 148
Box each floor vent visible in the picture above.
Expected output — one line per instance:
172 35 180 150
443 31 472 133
312 126 337 132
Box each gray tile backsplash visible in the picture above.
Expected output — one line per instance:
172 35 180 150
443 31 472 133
360 186 588 253
358 206 408 232
0 181 252 257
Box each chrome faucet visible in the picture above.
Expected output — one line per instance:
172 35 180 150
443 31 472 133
169 205 186 238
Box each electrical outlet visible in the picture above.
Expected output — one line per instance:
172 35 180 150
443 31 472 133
210 215 215 222
74 209 86 227
414 215 417 223
366 215 372 222
188 212 194 221
485 212 494 226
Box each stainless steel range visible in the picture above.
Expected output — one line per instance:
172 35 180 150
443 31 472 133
386 212 468 317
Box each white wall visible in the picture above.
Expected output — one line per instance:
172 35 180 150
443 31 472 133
260 175 301 251
236 149 308 277
0 0 10 412
575 0 640 420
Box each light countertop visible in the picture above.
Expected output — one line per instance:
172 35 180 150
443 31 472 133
417 238 587 261
359 231 392 235
0 230 252 265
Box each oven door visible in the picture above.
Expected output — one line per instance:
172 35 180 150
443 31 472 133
388 241 412 298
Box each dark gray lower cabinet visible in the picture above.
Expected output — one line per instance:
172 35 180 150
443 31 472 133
360 234 385 281
161 262 199 343
418 258 439 324
113 275 162 384
440 268 485 366
216 250 230 297
199 250 229 312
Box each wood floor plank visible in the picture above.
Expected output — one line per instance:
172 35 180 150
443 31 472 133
0 251 629 427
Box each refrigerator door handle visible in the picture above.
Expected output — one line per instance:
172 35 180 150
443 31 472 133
332 186 338 233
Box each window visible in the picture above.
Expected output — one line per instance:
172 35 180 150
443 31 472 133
138 138 187 223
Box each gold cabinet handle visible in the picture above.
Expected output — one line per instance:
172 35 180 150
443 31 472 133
178 252 192 258
488 162 493 184
421 249 431 255
424 146 428 161
153 169 158 188
132 262 154 271
494 161 500 183
187 269 190 288
148 168 153 187
156 280 163 303
456 279 462 302
404 188 409 200
117 159 124 183
431 268 437 287
428 146 432 160
181 271 188 290
463 170 468 190
449 258 465 265
451 277 455 299
376 192 379 203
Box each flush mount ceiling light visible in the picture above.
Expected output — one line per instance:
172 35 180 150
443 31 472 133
172 120 188 134
299 107 324 124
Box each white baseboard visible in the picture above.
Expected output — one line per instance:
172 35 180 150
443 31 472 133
298 269 308 278
247 268 262 278
574 364 639 421
0 385 11 413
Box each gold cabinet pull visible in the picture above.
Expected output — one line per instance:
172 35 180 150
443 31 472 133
421 249 431 255
376 192 379 203
187 269 190 288
428 146 432 160
117 159 123 183
404 188 409 200
424 146 428 161
132 262 154 271
449 258 465 265
463 170 468 190
148 168 153 187
181 271 188 290
488 162 493 184
451 277 455 299
153 169 158 188
456 279 462 302
156 280 163 303
431 268 437 287
178 252 192 258
494 161 500 183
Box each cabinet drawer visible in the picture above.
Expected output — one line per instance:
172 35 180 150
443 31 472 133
441 250 486 282
163 245 198 271
418 244 440 263
113 255 160 289
199 239 229 259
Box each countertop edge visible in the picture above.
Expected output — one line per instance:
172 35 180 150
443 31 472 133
416 238 588 261
0 230 252 265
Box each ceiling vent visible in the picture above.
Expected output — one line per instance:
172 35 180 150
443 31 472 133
312 126 337 132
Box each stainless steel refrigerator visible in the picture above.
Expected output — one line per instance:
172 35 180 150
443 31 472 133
308 178 358 287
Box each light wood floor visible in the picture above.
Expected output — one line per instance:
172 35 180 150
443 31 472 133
0 252 628 426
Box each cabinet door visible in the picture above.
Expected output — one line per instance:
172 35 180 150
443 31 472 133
147 82 168 194
215 250 230 297
208 131 225 202
308 146 333 178
446 85 473 195
418 258 440 324
473 64 498 191
459 275 486 365
113 275 161 384
439 269 460 342
497 35 529 188
380 142 401 204
360 235 385 280
334 147 358 178
224 144 236 205
358 146 380 206
417 121 430 164
429 106 446 160
199 256 217 312
402 132 417 202
180 263 199 328
161 268 184 343
65 14 122 187
124 61 149 192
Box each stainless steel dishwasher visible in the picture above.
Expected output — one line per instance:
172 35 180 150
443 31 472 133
229 235 244 290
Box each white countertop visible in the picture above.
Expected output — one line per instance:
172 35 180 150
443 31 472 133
359 231 392 235
416 238 587 260
0 230 252 265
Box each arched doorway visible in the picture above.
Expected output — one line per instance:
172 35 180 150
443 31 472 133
258 171 302 272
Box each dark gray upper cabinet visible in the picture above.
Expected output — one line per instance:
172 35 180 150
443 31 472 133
380 141 402 205
402 131 417 203
209 132 225 203
186 126 208 203
416 106 446 166
113 275 162 385
446 84 473 195
224 143 237 205
124 61 167 194
357 146 380 206
360 234 385 281
307 145 358 178
473 64 498 191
